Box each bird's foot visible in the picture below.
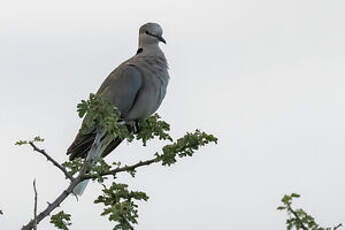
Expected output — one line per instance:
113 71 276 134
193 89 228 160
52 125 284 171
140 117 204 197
125 120 139 133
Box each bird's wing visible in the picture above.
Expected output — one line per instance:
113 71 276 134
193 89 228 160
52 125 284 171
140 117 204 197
98 63 143 117
67 64 143 160
101 137 123 158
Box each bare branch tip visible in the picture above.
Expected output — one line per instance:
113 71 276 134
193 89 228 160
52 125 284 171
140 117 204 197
33 179 38 230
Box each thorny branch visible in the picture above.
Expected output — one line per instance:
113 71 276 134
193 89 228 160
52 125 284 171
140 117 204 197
21 156 158 230
22 180 78 230
28 142 73 181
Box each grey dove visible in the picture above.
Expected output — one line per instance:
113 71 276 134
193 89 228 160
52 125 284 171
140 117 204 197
67 22 169 195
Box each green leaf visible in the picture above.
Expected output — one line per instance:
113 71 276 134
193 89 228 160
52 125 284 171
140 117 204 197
15 140 28 146
50 211 72 230
77 99 89 118
33 136 44 142
281 194 292 205
291 193 300 198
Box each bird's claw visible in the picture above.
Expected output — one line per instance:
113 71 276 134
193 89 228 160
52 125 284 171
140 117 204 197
126 120 139 133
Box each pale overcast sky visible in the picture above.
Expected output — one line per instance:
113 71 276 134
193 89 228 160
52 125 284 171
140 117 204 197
1 0 345 229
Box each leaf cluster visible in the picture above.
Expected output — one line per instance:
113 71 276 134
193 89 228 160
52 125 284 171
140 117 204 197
155 130 218 166
15 136 44 146
61 158 83 177
50 211 72 230
89 158 112 182
278 193 342 230
95 183 149 230
77 93 132 140
136 114 173 145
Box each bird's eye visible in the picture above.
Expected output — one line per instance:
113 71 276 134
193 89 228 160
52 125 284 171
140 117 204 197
145 30 149 35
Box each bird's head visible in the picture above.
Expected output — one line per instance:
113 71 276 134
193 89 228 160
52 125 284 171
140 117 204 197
138 22 166 47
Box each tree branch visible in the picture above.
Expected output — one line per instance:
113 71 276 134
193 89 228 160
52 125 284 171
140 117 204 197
334 223 343 230
33 180 38 230
21 158 157 230
83 158 157 180
21 179 80 230
29 142 73 181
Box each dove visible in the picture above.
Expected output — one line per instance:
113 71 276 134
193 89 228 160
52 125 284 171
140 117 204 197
67 22 169 195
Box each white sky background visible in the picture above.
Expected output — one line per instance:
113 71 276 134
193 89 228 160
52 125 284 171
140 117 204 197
0 0 345 229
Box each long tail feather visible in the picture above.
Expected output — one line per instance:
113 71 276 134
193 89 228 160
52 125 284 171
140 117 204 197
73 180 89 195
74 130 113 196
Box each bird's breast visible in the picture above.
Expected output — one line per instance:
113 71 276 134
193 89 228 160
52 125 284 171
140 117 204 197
125 58 169 120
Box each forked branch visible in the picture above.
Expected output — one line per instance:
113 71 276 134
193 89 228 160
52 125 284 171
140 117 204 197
28 142 73 181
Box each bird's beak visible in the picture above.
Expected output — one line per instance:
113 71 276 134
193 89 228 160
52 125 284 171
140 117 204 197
158 35 166 44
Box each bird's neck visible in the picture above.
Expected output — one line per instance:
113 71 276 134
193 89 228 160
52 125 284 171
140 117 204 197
138 43 163 56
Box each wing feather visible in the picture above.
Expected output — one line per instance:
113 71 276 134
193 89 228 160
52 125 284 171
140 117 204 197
67 64 143 159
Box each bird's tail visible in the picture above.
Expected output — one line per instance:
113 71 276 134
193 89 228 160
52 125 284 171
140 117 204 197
73 130 113 196
73 180 89 195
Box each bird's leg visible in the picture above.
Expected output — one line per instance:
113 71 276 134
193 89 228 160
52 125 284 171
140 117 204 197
118 120 139 133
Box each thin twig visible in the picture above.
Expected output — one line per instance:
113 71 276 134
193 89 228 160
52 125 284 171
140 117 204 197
82 158 157 180
33 180 38 230
334 223 343 230
29 142 73 181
